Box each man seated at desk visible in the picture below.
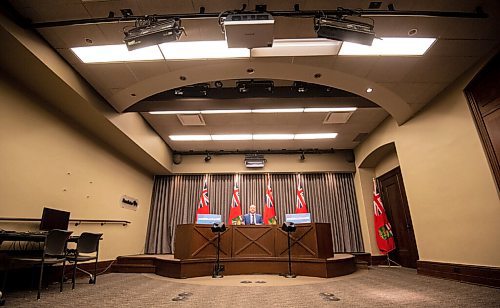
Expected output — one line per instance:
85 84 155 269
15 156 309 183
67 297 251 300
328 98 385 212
242 205 263 225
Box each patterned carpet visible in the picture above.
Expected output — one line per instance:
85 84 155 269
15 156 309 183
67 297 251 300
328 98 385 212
3 267 500 307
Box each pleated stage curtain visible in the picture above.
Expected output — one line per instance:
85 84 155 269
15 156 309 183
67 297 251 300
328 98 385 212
145 173 364 254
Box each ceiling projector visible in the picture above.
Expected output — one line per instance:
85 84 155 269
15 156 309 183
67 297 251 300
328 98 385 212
223 13 275 48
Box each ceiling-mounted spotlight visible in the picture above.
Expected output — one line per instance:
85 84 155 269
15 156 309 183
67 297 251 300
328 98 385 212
314 16 375 46
300 152 306 161
236 80 274 94
215 81 224 88
124 16 184 51
204 153 212 162
293 81 309 93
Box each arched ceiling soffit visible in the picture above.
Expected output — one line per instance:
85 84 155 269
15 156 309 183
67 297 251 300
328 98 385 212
358 142 397 168
110 62 413 125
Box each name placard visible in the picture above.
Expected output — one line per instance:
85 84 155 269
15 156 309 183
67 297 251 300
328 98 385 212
121 195 139 211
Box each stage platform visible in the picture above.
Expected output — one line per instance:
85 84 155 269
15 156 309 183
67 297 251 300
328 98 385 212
113 253 357 278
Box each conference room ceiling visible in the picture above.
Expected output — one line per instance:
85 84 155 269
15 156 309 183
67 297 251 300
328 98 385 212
6 0 500 153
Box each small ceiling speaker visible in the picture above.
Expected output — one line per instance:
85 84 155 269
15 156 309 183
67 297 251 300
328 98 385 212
173 154 182 164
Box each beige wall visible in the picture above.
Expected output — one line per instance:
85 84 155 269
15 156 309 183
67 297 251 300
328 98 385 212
0 76 154 261
172 152 355 173
355 58 500 267
374 151 399 177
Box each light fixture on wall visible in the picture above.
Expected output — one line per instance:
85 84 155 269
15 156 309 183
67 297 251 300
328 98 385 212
300 152 306 161
204 153 212 162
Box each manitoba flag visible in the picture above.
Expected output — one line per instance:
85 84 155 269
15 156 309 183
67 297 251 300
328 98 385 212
196 174 210 223
264 174 277 225
373 179 396 254
229 174 243 225
296 174 309 213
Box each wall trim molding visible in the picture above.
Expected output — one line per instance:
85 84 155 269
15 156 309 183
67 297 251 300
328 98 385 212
417 260 500 288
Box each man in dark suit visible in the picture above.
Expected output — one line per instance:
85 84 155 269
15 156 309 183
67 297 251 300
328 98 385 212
243 204 263 225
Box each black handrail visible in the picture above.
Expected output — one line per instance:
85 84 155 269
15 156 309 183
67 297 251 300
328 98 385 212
0 217 130 226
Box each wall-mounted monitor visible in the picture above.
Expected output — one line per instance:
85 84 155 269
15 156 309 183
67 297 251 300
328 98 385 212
285 213 311 224
196 214 222 225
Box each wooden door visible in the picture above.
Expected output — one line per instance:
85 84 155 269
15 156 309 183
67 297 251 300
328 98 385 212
465 52 500 191
378 167 419 268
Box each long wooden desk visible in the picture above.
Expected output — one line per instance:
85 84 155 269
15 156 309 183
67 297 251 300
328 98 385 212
160 223 356 278
174 223 334 259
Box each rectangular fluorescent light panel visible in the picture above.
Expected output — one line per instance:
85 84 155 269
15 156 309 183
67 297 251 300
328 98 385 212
339 37 436 56
159 41 249 60
211 134 253 140
169 135 211 141
252 108 305 113
150 107 357 115
201 109 252 114
294 133 337 139
251 38 341 57
253 134 295 140
71 45 163 63
169 133 338 141
304 107 357 113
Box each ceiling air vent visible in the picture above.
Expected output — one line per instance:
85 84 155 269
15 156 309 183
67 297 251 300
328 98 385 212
323 111 353 124
177 114 206 126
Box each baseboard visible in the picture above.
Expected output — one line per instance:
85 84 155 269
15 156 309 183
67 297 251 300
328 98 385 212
417 260 500 288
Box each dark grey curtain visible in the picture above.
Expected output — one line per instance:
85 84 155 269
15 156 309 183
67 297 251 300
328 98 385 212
145 173 364 254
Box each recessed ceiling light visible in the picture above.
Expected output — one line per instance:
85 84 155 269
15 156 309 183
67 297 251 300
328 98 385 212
366 88 373 93
304 107 357 113
159 41 249 60
253 134 295 140
294 133 337 139
200 109 252 114
252 108 305 113
168 133 338 141
71 44 163 63
339 37 436 56
211 134 253 140
251 38 341 57
150 107 357 115
169 135 211 141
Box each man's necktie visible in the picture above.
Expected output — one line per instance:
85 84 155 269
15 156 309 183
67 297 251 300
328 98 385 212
251 214 255 225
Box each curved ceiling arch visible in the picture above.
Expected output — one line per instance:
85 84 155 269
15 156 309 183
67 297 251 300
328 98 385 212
358 142 397 168
110 61 413 124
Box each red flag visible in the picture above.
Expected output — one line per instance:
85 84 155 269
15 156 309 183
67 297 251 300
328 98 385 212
195 175 210 222
229 174 243 225
296 174 309 213
264 174 277 225
373 179 396 254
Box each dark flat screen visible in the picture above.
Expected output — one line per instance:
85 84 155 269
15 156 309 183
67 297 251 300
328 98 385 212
39 207 70 231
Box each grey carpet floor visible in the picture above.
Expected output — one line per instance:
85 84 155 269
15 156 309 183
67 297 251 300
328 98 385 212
4 267 500 307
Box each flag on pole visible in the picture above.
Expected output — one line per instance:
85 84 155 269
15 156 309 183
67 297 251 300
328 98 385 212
296 174 309 213
264 174 277 225
195 174 210 223
373 179 396 254
229 174 243 225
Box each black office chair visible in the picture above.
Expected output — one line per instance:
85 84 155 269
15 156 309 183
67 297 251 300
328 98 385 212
8 229 73 300
65 232 102 289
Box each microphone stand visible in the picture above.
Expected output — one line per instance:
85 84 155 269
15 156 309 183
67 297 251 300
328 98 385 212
284 228 296 278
